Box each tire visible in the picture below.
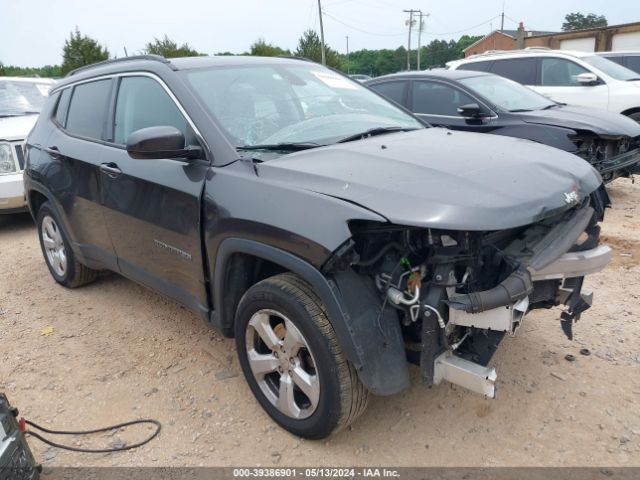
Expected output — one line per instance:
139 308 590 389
37 202 97 288
234 272 368 439
629 112 640 124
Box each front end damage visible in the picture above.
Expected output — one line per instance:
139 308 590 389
571 133 640 182
323 189 612 399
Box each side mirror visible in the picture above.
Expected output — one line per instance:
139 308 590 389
126 126 201 160
575 72 599 86
457 103 485 118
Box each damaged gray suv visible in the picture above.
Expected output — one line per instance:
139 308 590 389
25 55 612 439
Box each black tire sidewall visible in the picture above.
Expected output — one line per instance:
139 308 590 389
37 202 76 286
235 280 343 439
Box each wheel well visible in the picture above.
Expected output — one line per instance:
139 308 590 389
621 107 640 118
29 190 48 217
220 253 288 336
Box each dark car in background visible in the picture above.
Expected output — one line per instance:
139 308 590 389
367 69 640 182
598 51 640 74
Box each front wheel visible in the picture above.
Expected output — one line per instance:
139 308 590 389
234 273 368 439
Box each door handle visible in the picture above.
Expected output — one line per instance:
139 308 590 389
44 146 62 159
99 162 122 178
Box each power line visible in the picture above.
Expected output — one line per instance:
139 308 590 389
322 10 406 37
425 15 502 36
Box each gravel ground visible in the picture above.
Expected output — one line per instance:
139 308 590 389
1 178 639 468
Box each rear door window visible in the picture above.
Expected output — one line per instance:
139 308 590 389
411 81 476 116
540 58 590 86
65 79 112 140
369 81 408 107
490 58 537 85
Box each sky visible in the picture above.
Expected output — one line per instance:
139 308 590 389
1 0 637 67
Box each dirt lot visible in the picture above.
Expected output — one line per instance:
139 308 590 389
1 178 640 468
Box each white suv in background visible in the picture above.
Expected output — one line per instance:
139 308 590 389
447 49 640 122
0 77 54 213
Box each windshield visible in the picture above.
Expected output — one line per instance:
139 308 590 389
459 74 555 112
183 63 422 148
582 55 640 81
0 80 52 116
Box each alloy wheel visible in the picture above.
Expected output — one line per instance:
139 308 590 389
41 215 67 277
245 309 320 419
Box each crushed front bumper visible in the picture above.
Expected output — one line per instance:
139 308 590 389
530 244 612 281
599 148 640 176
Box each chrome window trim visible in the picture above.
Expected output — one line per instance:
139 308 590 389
51 72 209 154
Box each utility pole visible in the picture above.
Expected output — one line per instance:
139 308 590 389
403 9 419 71
318 0 326 65
500 1 505 31
416 12 429 70
345 35 350 74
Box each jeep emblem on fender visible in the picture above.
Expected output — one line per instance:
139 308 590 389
564 185 580 205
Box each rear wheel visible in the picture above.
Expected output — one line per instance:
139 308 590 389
234 273 368 439
37 202 97 288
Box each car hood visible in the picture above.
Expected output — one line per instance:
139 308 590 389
0 115 38 141
519 105 640 137
257 128 602 231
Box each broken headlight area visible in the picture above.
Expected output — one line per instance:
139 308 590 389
326 200 611 398
570 133 640 182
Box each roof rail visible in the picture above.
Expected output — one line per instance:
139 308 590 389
67 54 171 77
468 48 559 60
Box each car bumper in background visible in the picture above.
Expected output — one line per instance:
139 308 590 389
0 173 27 213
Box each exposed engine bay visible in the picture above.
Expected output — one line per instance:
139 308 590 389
325 188 612 398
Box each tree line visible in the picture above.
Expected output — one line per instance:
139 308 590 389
0 27 479 78
0 12 607 78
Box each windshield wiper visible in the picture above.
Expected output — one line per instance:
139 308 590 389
541 103 561 110
236 142 323 152
336 126 418 144
627 78 640 82
509 109 534 113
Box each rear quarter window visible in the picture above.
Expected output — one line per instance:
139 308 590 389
65 79 112 140
369 81 408 107
626 56 640 74
54 88 72 126
458 60 493 73
490 58 537 85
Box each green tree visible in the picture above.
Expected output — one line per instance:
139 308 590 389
61 28 109 75
250 39 290 57
0 64 62 77
295 30 342 69
145 35 202 58
562 12 607 31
